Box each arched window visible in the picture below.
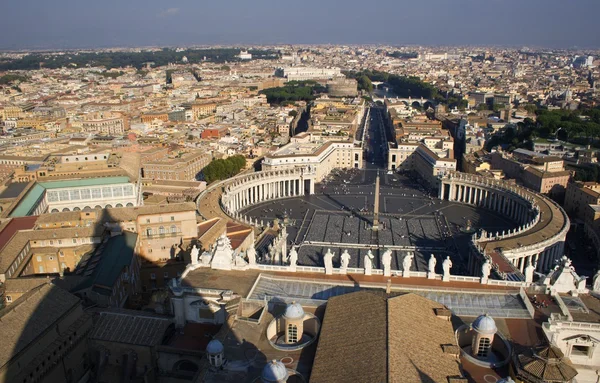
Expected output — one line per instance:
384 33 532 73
116 203 123 208
126 203 134 207
287 324 298 343
94 205 103 210
73 207 80 211
159 226 165 235
171 225 177 234
105 204 112 209
62 208 70 212
51 209 59 213
477 337 491 357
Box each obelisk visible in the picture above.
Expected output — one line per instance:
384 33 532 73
373 171 380 231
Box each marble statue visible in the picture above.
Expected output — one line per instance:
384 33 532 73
428 254 437 279
340 250 351 271
190 245 199 265
593 270 600 293
442 256 453 282
288 246 298 272
402 253 413 278
364 250 374 276
382 249 392 277
525 260 536 284
247 245 256 266
324 249 334 275
481 259 491 283
210 233 235 270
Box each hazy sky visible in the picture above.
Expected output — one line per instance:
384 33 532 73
1 0 599 49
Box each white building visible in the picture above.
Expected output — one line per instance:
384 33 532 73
9 176 140 217
262 134 363 182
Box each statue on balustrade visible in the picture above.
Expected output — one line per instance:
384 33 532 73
402 253 413 278
340 250 351 271
428 254 437 279
247 245 256 266
593 270 600 293
442 256 453 281
382 249 392 277
364 250 374 276
481 259 491 282
324 248 334 275
288 246 298 272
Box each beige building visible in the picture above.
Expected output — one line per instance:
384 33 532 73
81 112 128 135
564 181 600 222
142 151 211 181
0 283 93 383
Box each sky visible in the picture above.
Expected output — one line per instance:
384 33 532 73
1 0 599 50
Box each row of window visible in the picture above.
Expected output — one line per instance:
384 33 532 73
146 225 180 236
49 203 134 213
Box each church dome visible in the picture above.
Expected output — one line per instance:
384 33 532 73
472 314 497 334
206 339 224 354
284 302 304 320
262 360 289 382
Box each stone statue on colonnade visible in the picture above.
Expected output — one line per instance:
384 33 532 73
428 254 437 279
364 250 374 276
442 256 453 282
382 249 392 277
324 249 334 275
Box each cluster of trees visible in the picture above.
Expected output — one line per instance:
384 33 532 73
259 81 326 105
202 155 246 184
0 48 279 71
344 70 438 99
485 107 600 152
573 165 600 183
0 74 28 85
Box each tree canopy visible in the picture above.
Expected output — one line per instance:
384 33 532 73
0 48 279 71
344 69 438 99
202 155 246 184
259 81 325 105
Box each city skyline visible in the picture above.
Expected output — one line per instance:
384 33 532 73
1 0 599 50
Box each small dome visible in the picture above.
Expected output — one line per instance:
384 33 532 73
284 302 304 320
472 314 497 334
262 360 289 382
206 339 224 354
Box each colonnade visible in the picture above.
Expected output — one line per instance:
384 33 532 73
440 171 570 277
440 180 533 226
221 168 316 217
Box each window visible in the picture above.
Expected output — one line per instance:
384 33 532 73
171 216 175 221
571 345 591 357
6 295 12 303
59 251 64 257
39 266 44 273
36 255 42 262
159 226 165 235
171 225 177 234
158 217 163 223
73 238 77 244
288 324 298 343
150 273 156 280
477 337 491 357
146 219 150 224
